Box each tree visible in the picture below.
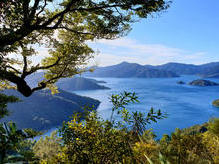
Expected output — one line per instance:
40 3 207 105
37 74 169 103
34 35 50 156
0 93 19 119
0 94 41 163
0 94 25 163
0 0 171 97
54 91 166 163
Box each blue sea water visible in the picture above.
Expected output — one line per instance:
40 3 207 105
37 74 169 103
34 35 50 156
73 75 219 138
37 75 219 140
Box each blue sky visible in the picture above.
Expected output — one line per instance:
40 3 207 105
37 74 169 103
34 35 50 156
88 0 219 66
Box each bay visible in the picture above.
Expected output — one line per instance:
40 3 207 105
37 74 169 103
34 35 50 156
39 75 219 139
73 75 219 138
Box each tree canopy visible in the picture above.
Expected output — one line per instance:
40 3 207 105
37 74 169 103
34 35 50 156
0 0 171 97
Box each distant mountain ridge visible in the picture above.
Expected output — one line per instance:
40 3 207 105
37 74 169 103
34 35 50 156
155 63 199 75
155 62 219 77
84 61 219 78
84 62 179 78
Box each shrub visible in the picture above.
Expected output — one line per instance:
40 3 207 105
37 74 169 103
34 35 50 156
31 92 218 164
33 131 62 164
34 91 165 163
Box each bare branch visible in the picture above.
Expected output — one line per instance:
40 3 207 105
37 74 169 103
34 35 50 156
0 69 32 97
5 65 21 74
39 0 77 28
0 2 129 48
22 0 30 25
70 4 129 12
44 26 95 36
29 0 41 20
36 0 47 18
24 57 61 77
31 65 68 93
31 82 46 93
21 56 27 79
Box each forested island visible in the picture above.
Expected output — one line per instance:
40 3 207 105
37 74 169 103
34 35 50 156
213 99 219 107
189 79 219 86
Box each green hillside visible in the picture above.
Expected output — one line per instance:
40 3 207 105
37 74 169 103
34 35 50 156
0 89 100 131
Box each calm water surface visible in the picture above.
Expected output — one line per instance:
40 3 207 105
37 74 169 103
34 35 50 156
73 75 219 138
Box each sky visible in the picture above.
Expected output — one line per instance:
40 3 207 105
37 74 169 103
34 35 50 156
87 0 219 66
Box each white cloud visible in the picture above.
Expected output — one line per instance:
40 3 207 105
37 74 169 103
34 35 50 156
8 37 209 69
89 53 146 66
89 38 208 66
29 47 50 65
97 38 184 57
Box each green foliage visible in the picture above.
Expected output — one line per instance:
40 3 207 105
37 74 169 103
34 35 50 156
0 122 29 163
0 0 171 96
32 117 219 164
0 94 40 163
59 111 135 163
0 122 43 163
2 91 216 163
208 118 219 136
109 91 139 123
0 126 42 163
144 153 170 164
29 91 219 164
130 108 166 135
109 92 166 135
32 91 166 163
0 93 19 119
33 131 62 163
202 131 219 163
23 128 43 138
159 128 215 164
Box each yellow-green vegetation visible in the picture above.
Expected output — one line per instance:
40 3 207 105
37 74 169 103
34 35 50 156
31 92 218 164
0 94 39 163
213 99 219 107
1 92 219 163
32 118 219 164
33 131 63 164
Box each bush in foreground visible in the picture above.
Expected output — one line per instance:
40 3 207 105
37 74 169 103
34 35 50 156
33 92 218 164
1 92 218 163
